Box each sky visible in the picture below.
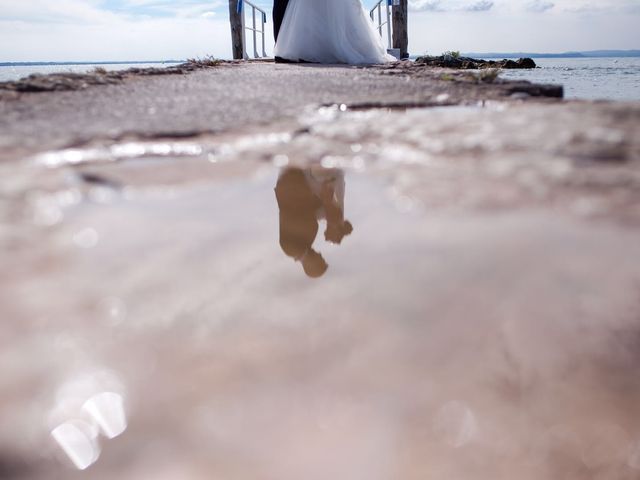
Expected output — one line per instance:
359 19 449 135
0 0 638 61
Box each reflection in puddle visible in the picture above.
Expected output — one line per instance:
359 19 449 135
51 420 100 470
49 372 127 470
4 151 640 480
629 441 640 470
433 400 478 448
82 392 127 440
276 167 353 278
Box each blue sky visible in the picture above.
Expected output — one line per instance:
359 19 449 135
98 0 224 18
0 0 638 61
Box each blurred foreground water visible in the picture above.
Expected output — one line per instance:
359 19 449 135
1 102 640 479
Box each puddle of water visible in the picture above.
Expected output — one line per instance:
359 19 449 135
2 159 640 479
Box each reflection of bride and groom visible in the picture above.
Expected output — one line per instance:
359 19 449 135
272 0 395 64
275 168 353 278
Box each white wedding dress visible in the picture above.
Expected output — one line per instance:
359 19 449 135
274 0 395 65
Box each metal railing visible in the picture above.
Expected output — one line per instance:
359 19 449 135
370 0 393 49
237 0 267 59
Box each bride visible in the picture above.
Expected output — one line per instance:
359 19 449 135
274 0 395 65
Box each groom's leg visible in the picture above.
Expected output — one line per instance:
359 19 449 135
272 0 290 42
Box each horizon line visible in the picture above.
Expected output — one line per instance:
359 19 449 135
2 49 639 64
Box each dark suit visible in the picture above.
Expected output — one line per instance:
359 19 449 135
273 0 290 42
275 168 321 260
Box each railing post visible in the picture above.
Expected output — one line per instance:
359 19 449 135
385 0 392 48
252 7 258 58
228 0 244 60
392 0 409 59
261 12 267 57
241 3 248 59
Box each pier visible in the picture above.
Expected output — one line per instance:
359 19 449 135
228 0 409 60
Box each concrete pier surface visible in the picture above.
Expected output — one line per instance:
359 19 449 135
1 62 640 480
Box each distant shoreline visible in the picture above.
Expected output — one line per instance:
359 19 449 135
462 50 640 59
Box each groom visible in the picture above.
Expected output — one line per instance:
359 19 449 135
273 0 290 43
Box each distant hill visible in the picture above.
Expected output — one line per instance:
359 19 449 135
461 50 640 59
580 50 640 58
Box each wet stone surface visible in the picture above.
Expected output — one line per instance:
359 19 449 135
1 65 640 480
0 62 565 162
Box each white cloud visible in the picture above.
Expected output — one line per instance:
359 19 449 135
409 0 494 12
121 1 227 19
466 1 494 12
408 0 640 14
409 0 442 11
526 0 555 12
409 8 640 55
0 0 235 60
0 0 121 24
0 0 638 61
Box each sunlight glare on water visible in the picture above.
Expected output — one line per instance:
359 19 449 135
48 371 127 470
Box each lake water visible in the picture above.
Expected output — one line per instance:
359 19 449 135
498 57 640 101
0 58 639 101
0 62 181 83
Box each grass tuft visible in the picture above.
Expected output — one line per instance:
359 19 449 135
478 68 501 83
186 55 222 67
